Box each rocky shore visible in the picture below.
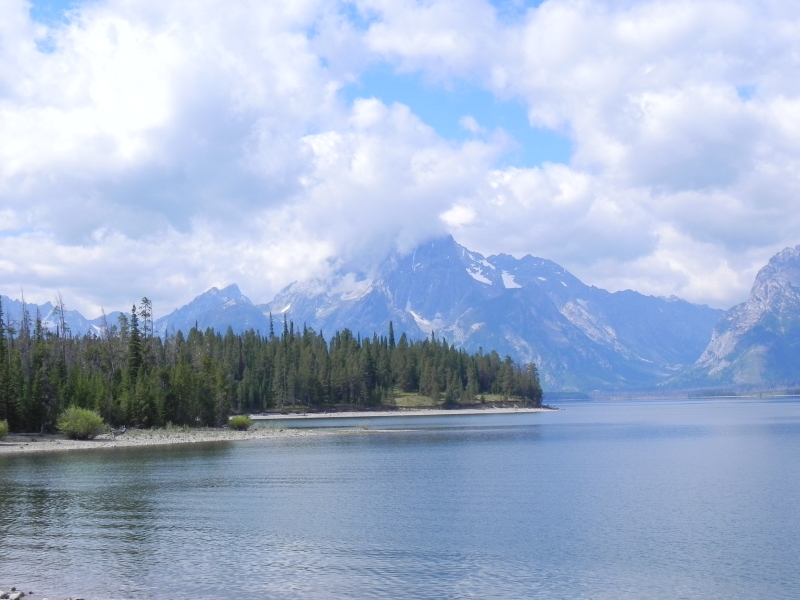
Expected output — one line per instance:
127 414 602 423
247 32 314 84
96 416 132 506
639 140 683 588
0 425 315 456
1 588 84 600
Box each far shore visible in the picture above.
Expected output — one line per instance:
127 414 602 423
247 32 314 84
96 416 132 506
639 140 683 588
0 406 556 456
250 406 555 420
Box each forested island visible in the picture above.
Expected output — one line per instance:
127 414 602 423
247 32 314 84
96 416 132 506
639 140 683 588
0 299 542 433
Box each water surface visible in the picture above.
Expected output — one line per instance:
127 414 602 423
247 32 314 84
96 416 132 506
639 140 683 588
1 398 799 598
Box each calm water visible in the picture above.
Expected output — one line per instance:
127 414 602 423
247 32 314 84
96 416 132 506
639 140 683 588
2 399 800 599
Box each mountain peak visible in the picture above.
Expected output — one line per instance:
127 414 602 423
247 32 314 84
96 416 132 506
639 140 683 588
155 283 266 335
200 283 244 301
772 244 800 263
683 244 800 388
751 245 800 297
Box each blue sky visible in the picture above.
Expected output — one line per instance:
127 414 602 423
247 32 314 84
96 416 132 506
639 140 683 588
342 66 572 167
28 0 78 24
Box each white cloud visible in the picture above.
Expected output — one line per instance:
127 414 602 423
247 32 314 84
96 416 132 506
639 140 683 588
296 98 503 262
440 204 476 227
459 115 485 134
1 0 799 316
354 0 800 306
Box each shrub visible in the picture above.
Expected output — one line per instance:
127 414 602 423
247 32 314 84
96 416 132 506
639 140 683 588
229 415 253 431
0 419 8 439
57 407 107 440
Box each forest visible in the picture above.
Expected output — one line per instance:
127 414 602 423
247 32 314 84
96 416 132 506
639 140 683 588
0 298 542 432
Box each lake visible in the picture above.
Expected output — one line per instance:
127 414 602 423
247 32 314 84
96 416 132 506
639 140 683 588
2 398 799 599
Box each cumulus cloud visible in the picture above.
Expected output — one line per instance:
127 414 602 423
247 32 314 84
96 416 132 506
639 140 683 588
358 0 800 306
0 0 799 315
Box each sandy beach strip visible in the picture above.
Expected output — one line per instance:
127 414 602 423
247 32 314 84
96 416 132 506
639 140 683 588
0 426 316 456
0 407 555 456
251 406 553 420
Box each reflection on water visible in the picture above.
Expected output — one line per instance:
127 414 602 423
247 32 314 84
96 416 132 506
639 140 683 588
1 400 800 599
254 411 549 430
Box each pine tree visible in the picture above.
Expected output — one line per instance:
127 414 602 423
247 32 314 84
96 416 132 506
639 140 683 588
128 305 143 381
0 299 12 424
139 297 153 367
29 312 49 432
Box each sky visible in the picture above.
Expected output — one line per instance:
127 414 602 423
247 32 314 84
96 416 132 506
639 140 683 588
2 0 800 317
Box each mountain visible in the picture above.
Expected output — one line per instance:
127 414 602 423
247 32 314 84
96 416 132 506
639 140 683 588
678 245 800 388
0 237 727 391
0 295 108 337
154 284 270 336
262 236 723 390
1 286 269 339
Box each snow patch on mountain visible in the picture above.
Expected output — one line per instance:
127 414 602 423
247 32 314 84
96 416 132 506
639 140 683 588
341 283 374 301
467 268 492 285
407 308 443 333
501 271 522 289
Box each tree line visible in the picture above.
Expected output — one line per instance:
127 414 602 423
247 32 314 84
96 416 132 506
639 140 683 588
0 298 542 432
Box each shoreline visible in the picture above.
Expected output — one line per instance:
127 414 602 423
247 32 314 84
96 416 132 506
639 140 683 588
0 407 555 456
0 426 317 456
250 406 554 420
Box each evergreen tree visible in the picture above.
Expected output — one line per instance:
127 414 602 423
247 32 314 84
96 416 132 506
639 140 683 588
28 313 49 432
0 293 542 432
128 305 143 381
0 299 12 424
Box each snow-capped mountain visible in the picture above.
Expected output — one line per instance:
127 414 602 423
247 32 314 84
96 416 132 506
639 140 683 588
1 236 729 391
261 236 723 390
678 245 800 388
154 284 270 336
0 295 110 337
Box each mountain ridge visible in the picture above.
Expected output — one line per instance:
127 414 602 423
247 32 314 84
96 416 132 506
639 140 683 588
259 236 723 390
2 235 738 392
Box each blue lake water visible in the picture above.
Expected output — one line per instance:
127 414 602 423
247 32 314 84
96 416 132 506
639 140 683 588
2 398 800 599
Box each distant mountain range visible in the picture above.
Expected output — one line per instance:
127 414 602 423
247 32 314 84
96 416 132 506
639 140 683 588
4 237 799 392
261 236 723 391
0 295 122 337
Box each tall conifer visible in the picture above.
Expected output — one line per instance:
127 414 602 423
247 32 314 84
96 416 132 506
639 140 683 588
128 305 143 381
0 299 10 423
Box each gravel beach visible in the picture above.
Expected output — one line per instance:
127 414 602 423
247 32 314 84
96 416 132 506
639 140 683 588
0 426 316 456
0 407 554 456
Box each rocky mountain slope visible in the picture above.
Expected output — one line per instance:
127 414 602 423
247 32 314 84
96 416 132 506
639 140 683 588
678 245 800 388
